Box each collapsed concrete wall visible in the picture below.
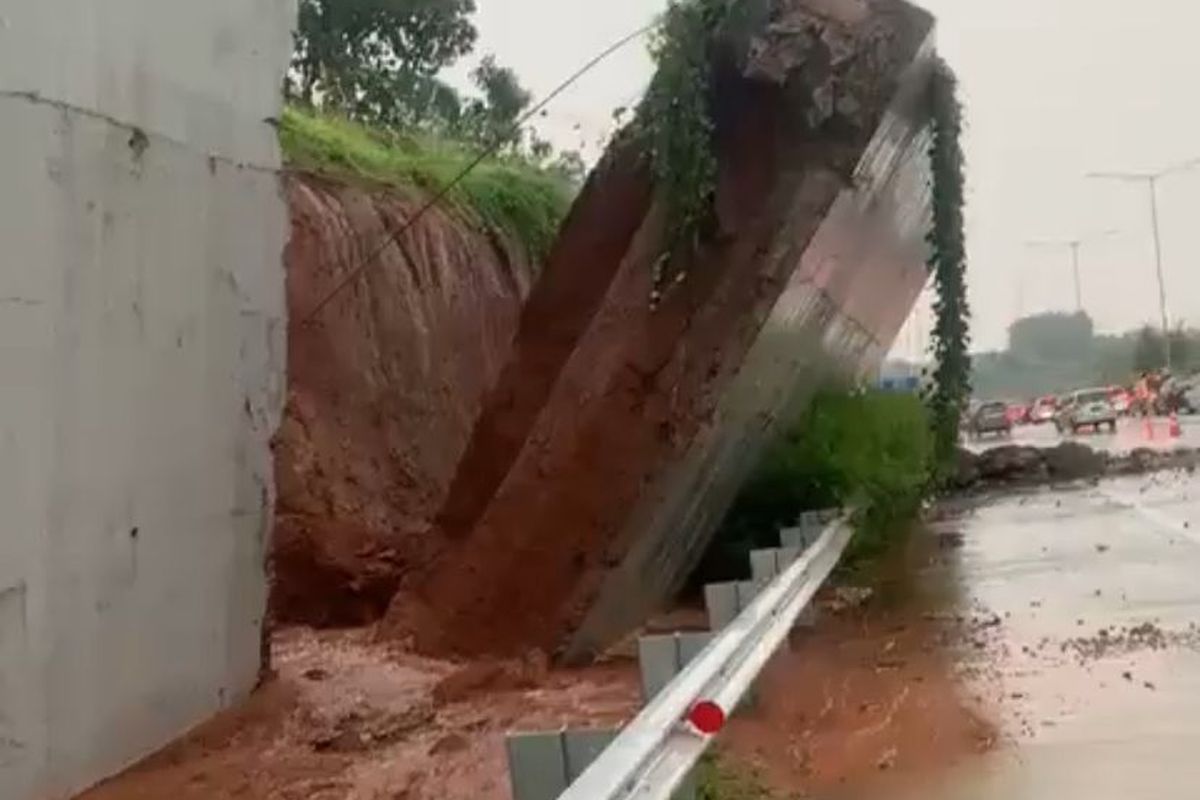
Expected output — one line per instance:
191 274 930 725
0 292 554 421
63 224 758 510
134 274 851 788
0 1 295 796
402 0 937 660
271 176 534 627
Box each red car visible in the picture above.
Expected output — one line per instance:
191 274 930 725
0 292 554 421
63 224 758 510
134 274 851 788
1030 395 1058 424
1006 402 1031 426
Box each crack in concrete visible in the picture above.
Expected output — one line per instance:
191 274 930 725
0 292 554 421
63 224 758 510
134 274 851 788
0 89 281 176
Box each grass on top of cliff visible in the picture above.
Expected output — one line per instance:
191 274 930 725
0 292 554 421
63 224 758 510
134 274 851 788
279 107 573 262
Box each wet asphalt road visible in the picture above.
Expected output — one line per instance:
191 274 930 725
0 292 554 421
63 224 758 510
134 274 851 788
892 471 1200 798
966 415 1200 454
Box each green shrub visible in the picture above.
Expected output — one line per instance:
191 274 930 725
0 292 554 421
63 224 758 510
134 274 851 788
279 106 573 263
695 390 933 585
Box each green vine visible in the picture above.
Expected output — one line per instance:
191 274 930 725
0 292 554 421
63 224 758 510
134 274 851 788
925 59 972 479
640 0 730 300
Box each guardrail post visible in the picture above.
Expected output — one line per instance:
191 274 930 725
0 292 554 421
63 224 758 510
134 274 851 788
506 728 697 800
703 582 740 630
511 510 848 800
638 631 714 702
506 730 572 800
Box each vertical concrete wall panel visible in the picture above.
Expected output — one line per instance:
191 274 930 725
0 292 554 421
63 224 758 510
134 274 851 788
0 1 294 796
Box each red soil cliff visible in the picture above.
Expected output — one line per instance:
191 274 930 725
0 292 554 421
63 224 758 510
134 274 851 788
270 175 532 626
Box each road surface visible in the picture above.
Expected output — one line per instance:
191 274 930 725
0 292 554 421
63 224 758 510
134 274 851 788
877 470 1200 799
967 415 1200 454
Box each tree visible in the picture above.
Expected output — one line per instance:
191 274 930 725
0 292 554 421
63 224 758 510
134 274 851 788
1134 326 1167 373
290 0 477 127
1008 311 1094 363
550 150 588 185
460 55 533 148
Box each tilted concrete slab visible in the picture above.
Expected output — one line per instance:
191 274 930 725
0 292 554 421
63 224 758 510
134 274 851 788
414 0 938 662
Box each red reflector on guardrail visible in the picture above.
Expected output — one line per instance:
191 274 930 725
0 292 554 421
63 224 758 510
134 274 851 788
687 701 726 735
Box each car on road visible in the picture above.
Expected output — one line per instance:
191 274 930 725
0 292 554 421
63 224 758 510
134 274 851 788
1054 388 1118 434
1183 380 1200 415
1158 375 1198 415
1030 395 1058 424
1006 402 1031 426
969 401 1013 440
1108 386 1132 416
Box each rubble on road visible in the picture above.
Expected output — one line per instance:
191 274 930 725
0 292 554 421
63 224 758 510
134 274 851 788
952 442 1200 493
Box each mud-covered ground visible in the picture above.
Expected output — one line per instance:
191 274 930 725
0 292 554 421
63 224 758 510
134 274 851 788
77 551 996 800
80 629 639 800
84 463 1200 799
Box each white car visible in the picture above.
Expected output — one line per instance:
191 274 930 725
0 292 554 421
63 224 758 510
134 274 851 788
1182 381 1200 415
1055 388 1118 434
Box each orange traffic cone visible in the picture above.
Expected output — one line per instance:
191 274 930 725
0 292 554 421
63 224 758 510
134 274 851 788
1144 415 1155 441
1169 412 1182 439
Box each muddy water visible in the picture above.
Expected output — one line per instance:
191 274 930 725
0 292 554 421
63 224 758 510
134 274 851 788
867 471 1200 799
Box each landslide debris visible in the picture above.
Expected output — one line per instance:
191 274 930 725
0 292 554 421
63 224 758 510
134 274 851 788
952 443 1199 492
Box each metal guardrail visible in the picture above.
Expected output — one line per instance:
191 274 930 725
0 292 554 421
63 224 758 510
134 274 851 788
557 516 854 800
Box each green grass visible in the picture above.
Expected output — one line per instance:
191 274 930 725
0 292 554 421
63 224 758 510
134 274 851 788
694 389 934 586
279 106 573 263
697 754 776 800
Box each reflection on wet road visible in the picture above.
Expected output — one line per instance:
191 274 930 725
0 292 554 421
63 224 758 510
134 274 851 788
894 471 1200 799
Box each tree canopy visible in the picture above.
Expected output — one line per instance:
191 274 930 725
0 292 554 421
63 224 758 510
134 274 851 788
291 0 478 127
287 0 586 183
1008 311 1094 363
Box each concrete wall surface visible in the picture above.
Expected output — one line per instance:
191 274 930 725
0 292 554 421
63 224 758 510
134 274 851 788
0 1 295 796
566 24 938 659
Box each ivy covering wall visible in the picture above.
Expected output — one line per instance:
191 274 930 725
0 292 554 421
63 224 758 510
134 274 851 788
924 59 972 479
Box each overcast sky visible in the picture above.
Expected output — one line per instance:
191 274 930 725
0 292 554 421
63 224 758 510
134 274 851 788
451 0 1200 355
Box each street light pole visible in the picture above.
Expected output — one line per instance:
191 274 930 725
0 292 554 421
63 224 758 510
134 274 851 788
1088 157 1200 371
1024 232 1114 315
1146 179 1171 363
1069 241 1082 312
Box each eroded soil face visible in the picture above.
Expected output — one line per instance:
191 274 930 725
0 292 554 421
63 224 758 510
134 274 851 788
271 176 531 629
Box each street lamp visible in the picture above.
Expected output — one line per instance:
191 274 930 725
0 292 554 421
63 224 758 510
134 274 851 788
1023 231 1117 314
1088 157 1200 369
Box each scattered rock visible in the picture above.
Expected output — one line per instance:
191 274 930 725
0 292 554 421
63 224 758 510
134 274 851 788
311 704 435 753
827 586 874 614
302 668 331 682
431 652 548 706
876 747 897 770
975 446 1045 483
955 443 1200 493
1044 442 1107 481
429 732 470 756
936 531 966 550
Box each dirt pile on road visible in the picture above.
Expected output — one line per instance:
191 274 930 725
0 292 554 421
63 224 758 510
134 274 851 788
271 176 533 627
953 443 1199 492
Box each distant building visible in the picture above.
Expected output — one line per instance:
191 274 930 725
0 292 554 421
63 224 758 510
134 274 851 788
877 359 926 393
